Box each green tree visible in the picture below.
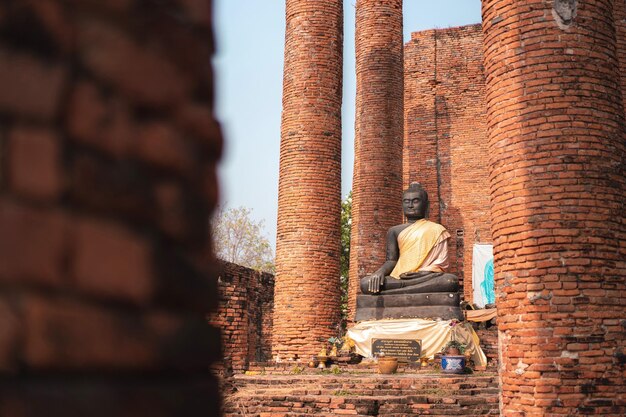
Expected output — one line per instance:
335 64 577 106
212 206 275 273
340 192 352 327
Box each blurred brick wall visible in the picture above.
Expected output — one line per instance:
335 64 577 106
273 0 343 359
209 262 274 374
0 0 223 415
348 0 404 321
482 0 625 415
404 24 491 302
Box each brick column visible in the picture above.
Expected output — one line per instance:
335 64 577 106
615 0 626 112
348 0 404 320
273 0 343 359
482 0 626 415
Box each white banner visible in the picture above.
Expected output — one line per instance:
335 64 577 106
472 244 494 308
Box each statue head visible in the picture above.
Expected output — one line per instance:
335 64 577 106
403 182 429 220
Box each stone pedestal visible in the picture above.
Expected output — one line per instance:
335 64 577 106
355 292 463 322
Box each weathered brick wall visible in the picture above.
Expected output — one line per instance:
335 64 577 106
616 0 626 111
348 0 404 321
209 262 274 374
482 0 626 415
0 0 223 415
404 24 491 302
274 0 343 359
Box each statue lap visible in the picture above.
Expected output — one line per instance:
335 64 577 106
356 272 463 321
359 272 459 295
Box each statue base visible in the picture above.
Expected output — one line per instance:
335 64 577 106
355 292 463 322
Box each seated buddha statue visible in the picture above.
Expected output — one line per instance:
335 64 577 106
360 182 459 295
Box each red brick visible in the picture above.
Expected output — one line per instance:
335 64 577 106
64 0 132 13
72 218 153 305
0 47 66 120
154 181 187 239
274 0 343 359
76 19 190 107
178 0 212 27
483 1 626 415
23 296 182 370
0 200 67 286
28 0 73 54
348 0 404 319
0 0 222 414
66 80 134 157
7 127 63 200
135 122 195 174
0 297 20 371
175 103 224 156
403 24 491 303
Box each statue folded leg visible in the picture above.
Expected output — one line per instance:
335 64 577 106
359 272 459 295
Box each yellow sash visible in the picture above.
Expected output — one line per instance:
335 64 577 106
390 219 447 278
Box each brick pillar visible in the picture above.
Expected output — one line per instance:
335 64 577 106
273 0 343 359
348 0 404 321
0 1 222 415
615 0 626 112
482 0 626 415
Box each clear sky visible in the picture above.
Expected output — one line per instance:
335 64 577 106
213 0 482 248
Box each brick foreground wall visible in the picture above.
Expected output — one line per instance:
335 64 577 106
209 262 274 374
404 24 491 302
482 0 626 415
0 1 223 415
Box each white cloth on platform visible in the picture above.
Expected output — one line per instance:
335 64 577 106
347 318 487 367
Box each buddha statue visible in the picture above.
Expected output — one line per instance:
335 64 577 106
356 182 463 321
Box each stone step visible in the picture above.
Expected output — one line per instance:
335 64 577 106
234 374 498 389
225 372 500 416
225 397 499 417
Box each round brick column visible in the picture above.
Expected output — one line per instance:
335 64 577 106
482 0 626 415
348 0 404 321
273 0 343 359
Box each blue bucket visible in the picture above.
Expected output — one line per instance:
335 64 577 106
441 355 466 373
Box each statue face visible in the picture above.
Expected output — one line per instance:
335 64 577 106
403 190 427 220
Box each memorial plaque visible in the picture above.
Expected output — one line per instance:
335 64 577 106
371 338 422 362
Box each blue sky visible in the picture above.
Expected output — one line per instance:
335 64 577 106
213 0 482 247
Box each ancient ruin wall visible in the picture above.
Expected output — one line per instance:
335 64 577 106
404 24 491 302
209 262 274 373
273 0 343 359
482 0 626 415
348 0 404 320
0 0 223 415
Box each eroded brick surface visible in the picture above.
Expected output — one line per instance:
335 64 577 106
348 0 404 322
482 1 626 415
404 25 491 301
274 0 344 359
209 262 274 375
616 0 626 111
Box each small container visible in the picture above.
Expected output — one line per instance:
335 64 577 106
441 355 466 374
377 357 399 374
317 355 328 369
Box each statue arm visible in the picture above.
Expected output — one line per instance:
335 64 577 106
365 227 400 293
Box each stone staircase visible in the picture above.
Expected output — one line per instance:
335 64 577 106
224 371 500 416
223 325 500 416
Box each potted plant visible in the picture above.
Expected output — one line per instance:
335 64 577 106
443 340 466 355
441 340 467 374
